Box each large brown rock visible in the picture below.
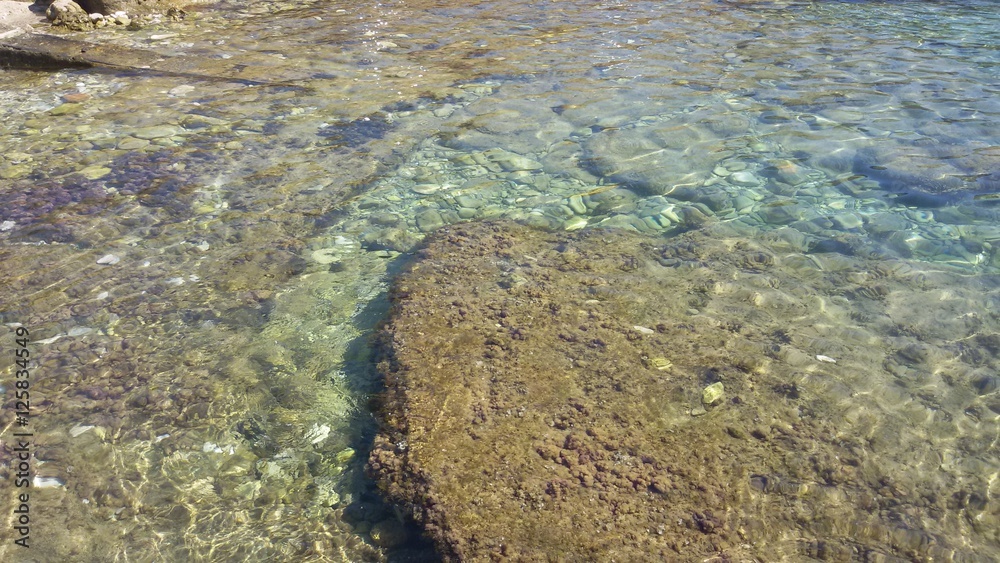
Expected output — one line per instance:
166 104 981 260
370 220 1000 561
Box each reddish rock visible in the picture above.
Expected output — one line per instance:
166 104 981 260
61 92 90 103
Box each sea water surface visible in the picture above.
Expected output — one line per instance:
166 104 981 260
0 0 998 560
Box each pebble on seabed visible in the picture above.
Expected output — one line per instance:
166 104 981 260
97 254 120 265
702 382 725 405
33 476 66 489
729 171 758 186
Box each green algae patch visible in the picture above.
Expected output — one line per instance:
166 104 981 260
370 220 1000 561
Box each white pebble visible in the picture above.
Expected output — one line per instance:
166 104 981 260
729 171 758 186
169 84 195 96
69 424 95 437
96 254 120 265
33 476 65 489
35 334 63 345
202 442 223 453
563 216 588 231
412 184 441 195
305 423 331 445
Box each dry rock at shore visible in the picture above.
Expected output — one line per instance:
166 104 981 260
0 0 195 35
370 219 1000 561
0 0 46 35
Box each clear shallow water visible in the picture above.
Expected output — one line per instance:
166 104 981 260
0 0 998 560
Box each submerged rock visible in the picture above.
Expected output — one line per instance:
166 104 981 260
702 382 725 405
370 220 1000 562
440 98 569 155
854 141 999 196
582 118 729 196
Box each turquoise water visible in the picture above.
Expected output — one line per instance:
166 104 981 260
0 0 998 560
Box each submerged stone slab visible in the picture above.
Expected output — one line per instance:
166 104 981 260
582 118 730 196
0 32 294 87
370 220 1000 561
578 105 749 198
854 141 1000 196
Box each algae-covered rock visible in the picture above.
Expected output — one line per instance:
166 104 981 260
46 0 89 27
369 517 408 549
370 220 1000 561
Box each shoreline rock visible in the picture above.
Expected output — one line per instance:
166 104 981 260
0 0 196 37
